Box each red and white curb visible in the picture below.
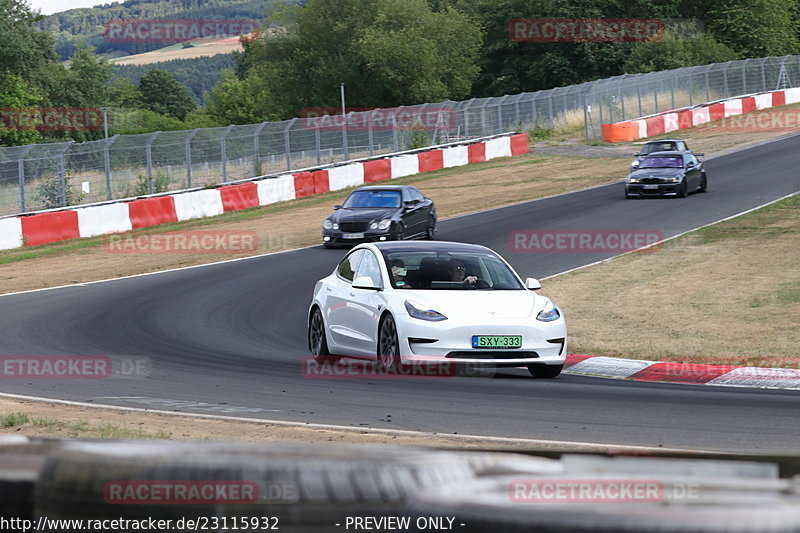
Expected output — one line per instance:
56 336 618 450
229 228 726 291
564 354 800 390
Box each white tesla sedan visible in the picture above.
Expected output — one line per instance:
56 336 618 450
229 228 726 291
307 241 567 378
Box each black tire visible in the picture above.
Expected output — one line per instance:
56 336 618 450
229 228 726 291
699 174 707 192
527 363 563 378
425 218 437 240
308 308 339 364
378 314 401 370
34 441 478 532
678 179 688 198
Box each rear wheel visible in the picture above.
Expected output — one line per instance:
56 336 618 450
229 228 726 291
378 315 401 371
309 308 339 363
528 364 563 378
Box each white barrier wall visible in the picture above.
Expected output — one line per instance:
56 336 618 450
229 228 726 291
663 113 680 133
390 154 420 178
76 203 132 238
257 175 296 205
484 137 512 160
724 100 743 117
754 93 773 110
692 107 711 126
785 88 800 104
327 163 365 191
0 217 23 250
173 190 225 221
442 145 469 168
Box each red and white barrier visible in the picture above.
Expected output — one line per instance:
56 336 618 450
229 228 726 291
1 133 528 251
0 217 23 250
602 89 798 142
77 203 132 238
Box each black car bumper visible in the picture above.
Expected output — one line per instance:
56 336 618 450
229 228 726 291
322 229 394 247
625 183 681 197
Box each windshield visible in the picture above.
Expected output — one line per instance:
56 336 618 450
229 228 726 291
640 156 683 169
640 142 677 155
382 250 524 290
343 190 401 208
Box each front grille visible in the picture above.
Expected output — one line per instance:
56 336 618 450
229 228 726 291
445 351 539 360
640 178 661 184
339 221 369 232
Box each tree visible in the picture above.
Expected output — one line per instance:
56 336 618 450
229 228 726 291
0 74 43 146
205 70 280 125
138 69 197 121
234 0 482 118
0 0 57 79
706 0 800 58
624 30 738 73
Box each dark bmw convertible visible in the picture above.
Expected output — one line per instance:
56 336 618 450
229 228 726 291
322 185 437 247
625 151 707 199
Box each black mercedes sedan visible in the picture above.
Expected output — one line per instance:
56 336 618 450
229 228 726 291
625 151 707 199
322 185 437 247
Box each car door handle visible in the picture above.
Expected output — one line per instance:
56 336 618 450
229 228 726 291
349 293 356 297
326 287 332 292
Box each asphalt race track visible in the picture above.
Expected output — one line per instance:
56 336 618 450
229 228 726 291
1 135 799 453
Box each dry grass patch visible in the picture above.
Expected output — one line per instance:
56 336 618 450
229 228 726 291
547 196 800 365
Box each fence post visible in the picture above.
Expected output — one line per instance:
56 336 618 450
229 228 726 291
315 123 322 165
619 87 626 119
104 134 119 200
220 125 234 183
285 118 297 170
688 73 694 106
496 96 506 132
742 61 747 94
185 129 198 188
58 142 73 208
723 64 729 98
582 93 590 140
637 83 643 116
391 110 400 151
145 131 160 195
706 69 711 101
252 122 267 176
340 112 349 161
17 145 34 213
480 103 487 136
368 110 375 156
463 106 470 138
761 58 768 91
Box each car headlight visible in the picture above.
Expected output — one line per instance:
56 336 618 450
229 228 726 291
405 300 448 322
663 176 680 183
323 219 333 230
371 219 392 230
631 160 640 168
628 177 639 183
536 300 561 322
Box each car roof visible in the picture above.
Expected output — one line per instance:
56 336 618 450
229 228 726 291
643 151 686 157
358 240 494 255
643 139 686 144
351 185 415 192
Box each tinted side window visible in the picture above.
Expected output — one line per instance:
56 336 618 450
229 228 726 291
337 250 364 282
402 188 413 203
355 251 383 287
411 188 425 202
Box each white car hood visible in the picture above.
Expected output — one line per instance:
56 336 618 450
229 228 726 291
401 290 539 320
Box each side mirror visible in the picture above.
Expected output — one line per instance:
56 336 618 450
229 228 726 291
686 161 695 168
525 278 542 290
353 276 381 291
333 204 342 210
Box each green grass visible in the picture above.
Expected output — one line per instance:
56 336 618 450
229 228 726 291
30 417 172 439
1 412 29 427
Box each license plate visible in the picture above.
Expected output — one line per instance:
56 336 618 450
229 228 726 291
472 335 522 349
342 232 364 239
643 185 659 190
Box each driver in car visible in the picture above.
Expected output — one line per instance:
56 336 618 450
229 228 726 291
449 260 478 285
390 259 413 288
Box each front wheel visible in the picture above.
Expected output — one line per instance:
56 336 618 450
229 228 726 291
309 308 339 364
378 315 401 371
699 174 707 192
528 364 563 378
678 180 688 198
425 218 437 240
393 223 405 241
